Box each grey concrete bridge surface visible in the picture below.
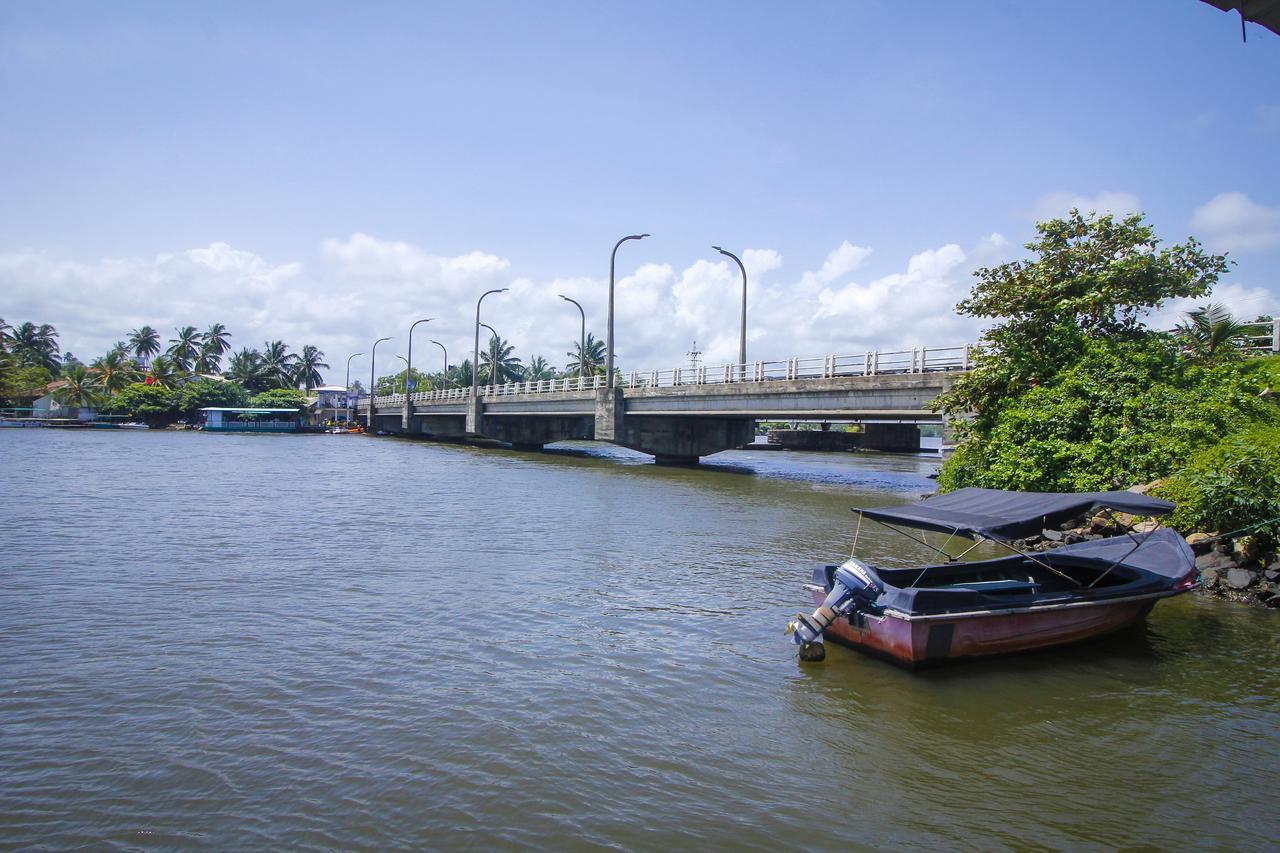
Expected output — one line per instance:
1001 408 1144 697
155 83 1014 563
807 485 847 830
359 346 969 464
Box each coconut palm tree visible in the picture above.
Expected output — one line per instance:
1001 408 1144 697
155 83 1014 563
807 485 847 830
128 326 161 365
293 344 330 391
168 326 202 373
479 334 522 385
225 347 269 391
54 364 103 411
196 323 232 373
91 349 140 396
260 340 298 389
1177 303 1248 363
565 332 606 377
524 355 556 381
11 322 61 372
146 354 182 390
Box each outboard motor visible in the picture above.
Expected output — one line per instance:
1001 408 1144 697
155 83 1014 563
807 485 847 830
789 559 884 662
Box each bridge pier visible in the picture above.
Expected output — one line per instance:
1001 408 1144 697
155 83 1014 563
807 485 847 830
861 423 921 452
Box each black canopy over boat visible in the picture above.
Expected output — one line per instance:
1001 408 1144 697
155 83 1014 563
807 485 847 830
788 488 1198 668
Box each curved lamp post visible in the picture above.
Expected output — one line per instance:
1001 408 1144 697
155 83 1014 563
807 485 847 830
479 322 499 386
559 294 587 379
430 340 448 387
473 288 508 397
607 233 649 388
406 318 433 394
345 351 363 423
368 336 391 427
712 246 748 380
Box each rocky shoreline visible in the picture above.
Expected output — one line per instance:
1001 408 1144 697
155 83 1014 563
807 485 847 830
1006 512 1280 610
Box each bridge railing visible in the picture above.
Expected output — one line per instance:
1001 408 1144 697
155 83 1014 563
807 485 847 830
366 344 973 409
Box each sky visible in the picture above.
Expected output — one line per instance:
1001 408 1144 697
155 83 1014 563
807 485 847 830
2 0 1279 382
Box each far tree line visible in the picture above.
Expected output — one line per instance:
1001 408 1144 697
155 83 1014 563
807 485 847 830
0 319 615 413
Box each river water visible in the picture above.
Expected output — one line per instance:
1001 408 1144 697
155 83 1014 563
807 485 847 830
1 430 1277 849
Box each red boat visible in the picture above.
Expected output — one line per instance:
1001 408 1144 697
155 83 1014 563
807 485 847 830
789 489 1198 669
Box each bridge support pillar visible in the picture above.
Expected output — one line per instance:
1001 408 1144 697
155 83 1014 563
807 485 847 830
466 395 484 435
862 423 921 452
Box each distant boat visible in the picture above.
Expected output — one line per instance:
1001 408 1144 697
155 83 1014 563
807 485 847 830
788 488 1197 668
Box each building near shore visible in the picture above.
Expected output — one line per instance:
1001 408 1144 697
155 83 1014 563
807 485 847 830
199 407 301 433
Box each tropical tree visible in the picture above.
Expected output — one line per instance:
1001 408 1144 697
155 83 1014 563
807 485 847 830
225 347 269 391
0 317 11 354
104 382 178 425
565 332 606 376
91 349 140 396
167 326 202 373
479 334 522 385
293 344 330 391
248 387 308 412
146 354 182 390
128 326 161 364
53 364 102 411
197 323 232 373
174 377 248 418
61 352 84 373
1176 303 1247 363
11 322 61 372
260 340 298 389
524 355 557 382
375 367 429 395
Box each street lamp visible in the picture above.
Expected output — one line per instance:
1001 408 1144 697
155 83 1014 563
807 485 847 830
712 246 748 380
479 322 499 386
369 336 391 427
559 294 587 379
345 351 363 423
473 288 508 398
393 355 410 393
406 318 433 394
607 233 649 388
430 340 448 387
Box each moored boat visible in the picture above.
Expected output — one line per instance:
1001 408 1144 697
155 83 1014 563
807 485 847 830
788 488 1198 669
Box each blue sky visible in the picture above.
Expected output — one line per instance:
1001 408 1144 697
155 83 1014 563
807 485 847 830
3 1 1278 380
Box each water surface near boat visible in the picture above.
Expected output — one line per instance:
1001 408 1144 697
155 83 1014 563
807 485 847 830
1 430 1276 848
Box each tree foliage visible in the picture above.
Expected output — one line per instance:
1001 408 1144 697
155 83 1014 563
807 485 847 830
174 378 248 417
248 388 307 411
103 382 177 424
937 210 1229 431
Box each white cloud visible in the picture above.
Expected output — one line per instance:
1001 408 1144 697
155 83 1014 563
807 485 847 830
1147 281 1279 330
1189 192 1280 252
1030 190 1142 221
0 233 1003 382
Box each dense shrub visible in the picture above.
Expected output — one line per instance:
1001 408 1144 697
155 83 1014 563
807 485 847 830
102 383 177 425
937 336 1280 492
175 377 247 417
1158 425 1280 549
248 388 308 411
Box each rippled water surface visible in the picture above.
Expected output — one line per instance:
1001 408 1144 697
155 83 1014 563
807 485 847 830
2 430 1277 849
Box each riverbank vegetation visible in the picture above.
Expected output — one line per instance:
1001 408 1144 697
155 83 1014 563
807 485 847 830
935 210 1280 602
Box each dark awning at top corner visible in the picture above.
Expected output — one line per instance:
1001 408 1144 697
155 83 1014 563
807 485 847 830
853 487 1175 541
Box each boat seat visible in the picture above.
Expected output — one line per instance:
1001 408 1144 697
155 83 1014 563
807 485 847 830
942 579 1039 594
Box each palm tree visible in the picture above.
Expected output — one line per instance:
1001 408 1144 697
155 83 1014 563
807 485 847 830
128 326 161 365
565 332 606 377
11 322 61 372
0 317 11 353
91 349 140 396
260 340 298 389
224 347 268 391
197 323 232 373
109 340 130 357
293 344 330 391
168 326 202 373
53 364 103 411
1177 303 1247 363
449 360 473 388
479 334 522 385
147 354 182 390
524 355 556 381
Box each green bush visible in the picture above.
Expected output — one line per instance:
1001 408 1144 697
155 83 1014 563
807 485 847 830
248 388 307 411
1158 425 1280 548
175 378 247 417
937 335 1280 492
102 382 177 424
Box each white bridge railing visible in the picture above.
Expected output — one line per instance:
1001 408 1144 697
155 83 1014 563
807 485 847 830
369 344 972 409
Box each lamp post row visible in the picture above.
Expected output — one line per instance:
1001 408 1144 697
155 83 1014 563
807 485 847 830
355 235 749 420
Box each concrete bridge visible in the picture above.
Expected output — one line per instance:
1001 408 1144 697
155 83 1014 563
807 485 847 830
359 345 969 464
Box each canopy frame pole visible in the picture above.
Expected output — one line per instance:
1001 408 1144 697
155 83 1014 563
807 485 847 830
1087 516 1160 589
857 515 977 587
851 511 864 556
985 538 1084 587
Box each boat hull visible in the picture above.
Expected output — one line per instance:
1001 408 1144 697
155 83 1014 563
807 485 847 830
812 590 1168 669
